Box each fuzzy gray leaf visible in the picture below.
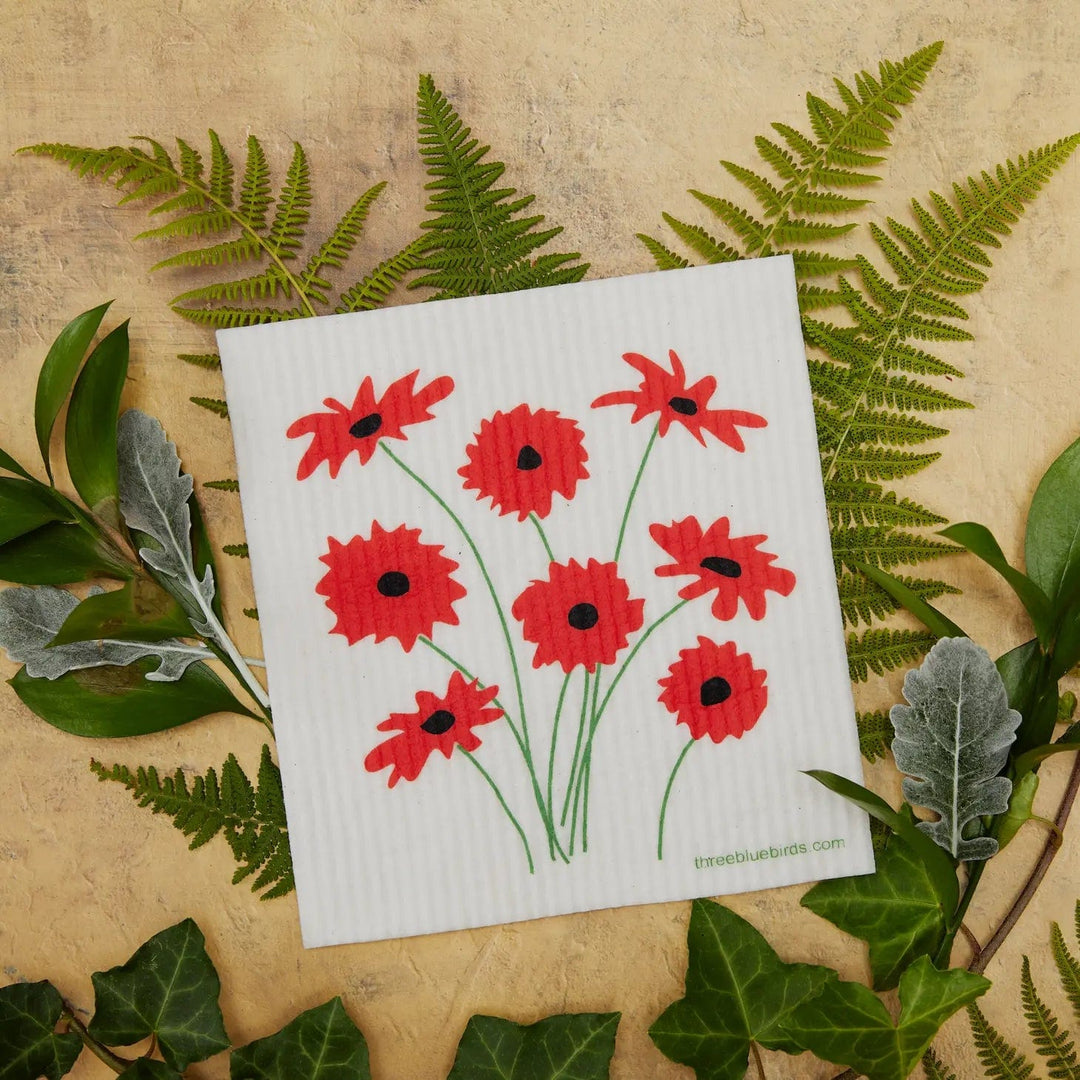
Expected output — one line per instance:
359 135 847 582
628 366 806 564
0 585 206 682
116 410 216 635
891 637 1020 860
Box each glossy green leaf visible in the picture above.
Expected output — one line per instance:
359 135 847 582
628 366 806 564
449 1011 619 1080
10 657 254 737
1026 436 1080 613
118 1061 182 1080
804 771 959 911
1014 724 1080 779
0 479 75 545
854 562 966 638
88 919 230 1072
0 980 82 1080
997 772 1040 849
51 578 194 646
0 447 36 482
777 957 989 1080
1052 594 1080 677
231 998 370 1080
649 899 835 1078
0 522 132 584
801 832 951 990
940 522 1053 641
996 638 1041 712
64 321 130 521
188 494 224 622
34 302 112 481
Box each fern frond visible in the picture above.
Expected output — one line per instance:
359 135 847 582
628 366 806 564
265 142 311 258
846 627 937 682
89 747 293 900
825 482 946 528
190 396 229 418
177 352 220 370
243 607 259 620
410 74 587 296
830 446 943 482
967 1004 1036 1080
636 232 691 271
856 710 893 762
300 181 387 297
222 543 249 558
661 212 740 264
203 479 240 492
790 250 858 278
831 526 955 572
837 571 958 626
1053 915 1080 1023
922 1047 959 1080
337 238 428 313
1022 955 1080 1078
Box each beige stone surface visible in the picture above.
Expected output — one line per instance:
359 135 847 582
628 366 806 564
1 2 1078 1076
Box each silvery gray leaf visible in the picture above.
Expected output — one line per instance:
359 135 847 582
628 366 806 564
116 408 216 634
891 636 1021 861
0 585 208 682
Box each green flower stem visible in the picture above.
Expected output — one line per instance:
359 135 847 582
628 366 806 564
546 670 573 845
460 749 535 874
578 669 602 854
61 1006 131 1073
657 738 696 859
380 444 555 844
561 670 591 827
528 512 555 563
614 421 660 561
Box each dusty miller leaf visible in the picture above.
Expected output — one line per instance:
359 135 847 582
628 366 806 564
116 409 215 636
0 585 206 682
0 980 82 1080
891 637 1020 860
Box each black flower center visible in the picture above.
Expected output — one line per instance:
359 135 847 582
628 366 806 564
667 396 698 416
567 602 599 630
420 709 456 735
700 556 742 578
699 676 732 707
350 412 383 439
377 571 410 597
516 444 543 471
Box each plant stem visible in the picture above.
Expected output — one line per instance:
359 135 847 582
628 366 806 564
528 513 555 563
561 670 591 827
578 667 602 853
658 739 695 859
546 671 573 848
958 922 982 963
614 421 660 561
460 749 534 874
61 1006 131 1073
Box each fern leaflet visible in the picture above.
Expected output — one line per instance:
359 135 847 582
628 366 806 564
967 1004 1036 1080
1023 955 1080 1079
1055 908 1080 1022
922 1048 961 1080
90 746 293 900
855 710 893 762
845 628 936 682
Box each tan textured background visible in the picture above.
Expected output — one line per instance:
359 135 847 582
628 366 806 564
1 2 1078 1077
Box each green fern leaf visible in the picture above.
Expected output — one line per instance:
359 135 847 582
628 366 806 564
1023 955 1080 1078
719 160 784 216
790 250 858 278
203 478 239 491
688 190 767 251
265 142 311 258
223 543 249 558
837 571 958 626
171 267 292 305
300 181 387 296
846 627 937 681
1053 913 1080 1023
410 74 587 296
922 1048 959 1080
798 284 845 312
336 238 428 313
243 607 259 621
237 135 271 229
89 747 293 900
207 130 234 205
831 446 943 482
661 212 740 264
636 232 691 271
175 304 304 328
856 710 893 761
831 525 955 571
177 352 220 370
967 1004 1036 1080
824 482 946 528
190 396 229 418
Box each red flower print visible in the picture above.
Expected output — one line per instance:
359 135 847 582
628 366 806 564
591 349 767 450
650 516 796 620
511 558 645 673
658 637 767 743
316 522 466 651
287 370 454 480
364 671 503 787
458 404 589 521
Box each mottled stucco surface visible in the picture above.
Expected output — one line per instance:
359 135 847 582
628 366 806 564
1 3 1078 1077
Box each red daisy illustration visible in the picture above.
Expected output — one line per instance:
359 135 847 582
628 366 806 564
511 558 645 673
287 370 454 480
458 403 589 521
316 522 466 651
658 637 768 743
364 671 503 787
650 515 796 620
591 349 767 450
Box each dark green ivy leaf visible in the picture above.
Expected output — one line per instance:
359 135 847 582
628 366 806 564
0 980 82 1080
64 320 130 522
649 899 835 1079
448 1012 619 1080
801 832 951 990
777 956 989 1080
88 919 230 1072
34 301 112 482
50 578 194 646
231 998 370 1080
10 658 254 738
118 1060 183 1080
0 478 75 545
0 521 132 584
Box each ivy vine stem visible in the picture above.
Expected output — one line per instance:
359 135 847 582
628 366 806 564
61 1006 131 1073
460 749 535 874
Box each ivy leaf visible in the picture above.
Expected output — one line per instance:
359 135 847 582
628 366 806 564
118 1061 183 1080
34 301 112 482
0 586 205 682
801 831 951 990
64 320 130 523
10 657 253 737
1026 435 1080 615
50 578 194 646
891 637 1021 860
777 956 989 1080
231 998 370 1080
649 899 835 1078
87 919 230 1073
448 1012 619 1080
0 522 132 584
0 980 82 1080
